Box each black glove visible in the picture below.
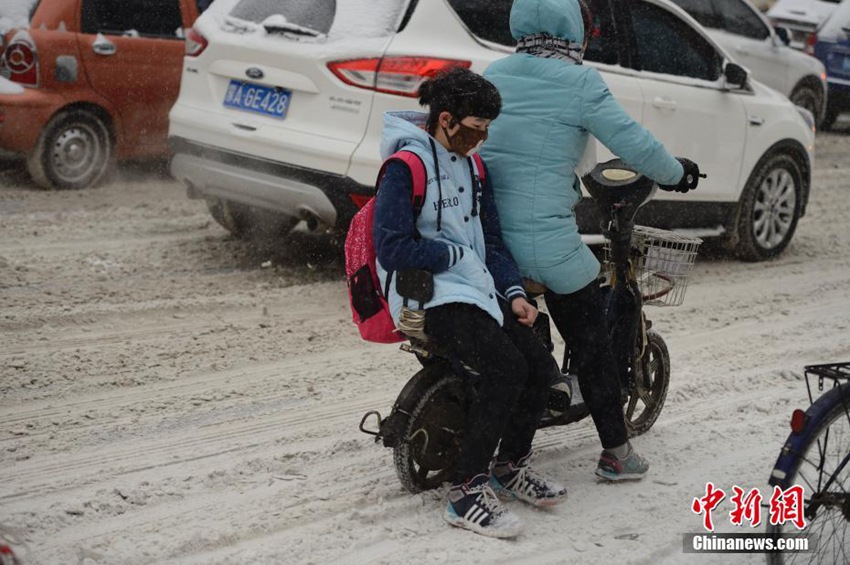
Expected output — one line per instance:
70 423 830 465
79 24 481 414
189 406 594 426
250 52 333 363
659 157 700 193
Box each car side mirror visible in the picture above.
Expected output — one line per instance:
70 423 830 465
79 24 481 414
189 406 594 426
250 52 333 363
774 26 791 46
724 62 748 89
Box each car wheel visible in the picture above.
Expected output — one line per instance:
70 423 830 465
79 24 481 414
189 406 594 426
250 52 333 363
733 153 803 261
206 197 250 237
205 197 298 239
27 110 112 190
789 84 823 127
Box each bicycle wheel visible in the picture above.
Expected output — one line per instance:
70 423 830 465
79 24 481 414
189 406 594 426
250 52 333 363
393 370 469 493
624 328 670 436
766 385 850 564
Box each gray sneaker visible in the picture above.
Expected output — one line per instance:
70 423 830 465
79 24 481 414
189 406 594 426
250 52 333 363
595 447 649 481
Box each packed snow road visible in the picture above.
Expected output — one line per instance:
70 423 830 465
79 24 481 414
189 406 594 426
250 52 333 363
1 130 849 564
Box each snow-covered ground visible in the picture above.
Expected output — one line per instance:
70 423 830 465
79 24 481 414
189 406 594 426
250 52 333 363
1 127 849 564
0 0 35 34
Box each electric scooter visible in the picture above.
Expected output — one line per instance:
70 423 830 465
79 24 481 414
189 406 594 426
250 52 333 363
360 158 703 492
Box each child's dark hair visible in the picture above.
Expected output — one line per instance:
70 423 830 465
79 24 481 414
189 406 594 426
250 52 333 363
418 67 501 133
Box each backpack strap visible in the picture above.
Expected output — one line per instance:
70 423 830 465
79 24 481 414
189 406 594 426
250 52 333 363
378 150 428 217
471 152 486 187
467 153 487 217
375 150 429 299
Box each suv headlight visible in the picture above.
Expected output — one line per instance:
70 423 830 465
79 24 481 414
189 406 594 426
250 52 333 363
795 106 815 132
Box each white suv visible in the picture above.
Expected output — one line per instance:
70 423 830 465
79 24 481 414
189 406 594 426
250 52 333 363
670 0 828 125
169 0 815 261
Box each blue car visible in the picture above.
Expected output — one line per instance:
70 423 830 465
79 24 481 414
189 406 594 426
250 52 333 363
814 0 850 128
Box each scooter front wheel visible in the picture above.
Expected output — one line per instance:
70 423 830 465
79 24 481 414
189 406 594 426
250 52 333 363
393 367 469 493
625 328 670 436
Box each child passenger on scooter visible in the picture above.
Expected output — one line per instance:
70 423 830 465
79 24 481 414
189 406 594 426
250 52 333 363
373 67 567 539
481 0 700 481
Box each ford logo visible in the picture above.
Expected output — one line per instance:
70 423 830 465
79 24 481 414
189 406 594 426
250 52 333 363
246 67 264 80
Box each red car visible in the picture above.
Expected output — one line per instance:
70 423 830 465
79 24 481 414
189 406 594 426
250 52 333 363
0 0 202 189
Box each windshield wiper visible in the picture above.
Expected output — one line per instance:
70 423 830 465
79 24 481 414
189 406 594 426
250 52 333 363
263 22 323 37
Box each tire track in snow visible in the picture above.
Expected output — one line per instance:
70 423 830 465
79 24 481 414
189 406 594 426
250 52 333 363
0 345 411 505
0 310 348 360
0 231 209 257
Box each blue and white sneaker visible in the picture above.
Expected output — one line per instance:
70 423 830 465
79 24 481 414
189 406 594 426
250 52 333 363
444 474 523 539
491 453 568 507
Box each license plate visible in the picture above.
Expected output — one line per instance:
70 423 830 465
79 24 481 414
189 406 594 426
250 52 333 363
223 80 292 119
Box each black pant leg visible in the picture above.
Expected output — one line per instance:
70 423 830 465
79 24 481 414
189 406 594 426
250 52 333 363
495 300 559 462
545 283 629 449
425 303 530 482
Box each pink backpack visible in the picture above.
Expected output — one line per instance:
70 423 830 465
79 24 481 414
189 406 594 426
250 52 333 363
345 151 485 343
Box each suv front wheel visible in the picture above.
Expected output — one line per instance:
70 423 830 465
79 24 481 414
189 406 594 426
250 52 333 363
27 109 113 190
733 152 803 261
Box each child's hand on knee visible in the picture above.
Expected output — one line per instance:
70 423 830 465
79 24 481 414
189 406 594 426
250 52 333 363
511 297 538 327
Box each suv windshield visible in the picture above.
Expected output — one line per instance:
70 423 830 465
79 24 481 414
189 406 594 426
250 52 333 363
229 0 335 35
226 0 406 40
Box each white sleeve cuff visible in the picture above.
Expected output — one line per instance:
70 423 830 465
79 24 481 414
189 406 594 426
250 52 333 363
505 285 527 302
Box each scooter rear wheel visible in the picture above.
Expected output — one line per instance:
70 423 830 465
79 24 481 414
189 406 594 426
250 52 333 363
624 329 670 436
393 369 469 493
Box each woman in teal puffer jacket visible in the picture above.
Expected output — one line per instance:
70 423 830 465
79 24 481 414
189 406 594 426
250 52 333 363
482 0 699 481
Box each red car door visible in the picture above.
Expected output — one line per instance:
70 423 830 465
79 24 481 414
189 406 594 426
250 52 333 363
76 0 194 156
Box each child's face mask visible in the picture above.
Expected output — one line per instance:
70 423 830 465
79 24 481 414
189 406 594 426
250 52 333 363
444 120 488 157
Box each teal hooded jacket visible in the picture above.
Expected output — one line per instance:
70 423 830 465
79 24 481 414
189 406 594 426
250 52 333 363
481 0 684 295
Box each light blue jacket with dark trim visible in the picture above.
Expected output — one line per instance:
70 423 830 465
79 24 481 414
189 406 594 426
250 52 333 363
482 0 684 295
373 111 526 327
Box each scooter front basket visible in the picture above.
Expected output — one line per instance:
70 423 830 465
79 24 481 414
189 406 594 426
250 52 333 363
606 226 702 307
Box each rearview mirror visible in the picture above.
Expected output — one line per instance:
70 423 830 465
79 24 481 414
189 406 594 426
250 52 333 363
774 26 791 46
724 62 748 89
